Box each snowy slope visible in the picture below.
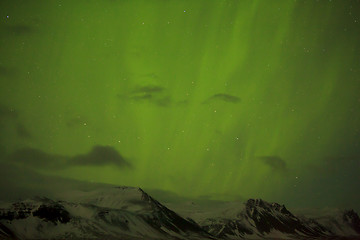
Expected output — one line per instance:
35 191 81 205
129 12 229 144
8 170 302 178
0 187 214 240
169 198 360 240
307 209 360 237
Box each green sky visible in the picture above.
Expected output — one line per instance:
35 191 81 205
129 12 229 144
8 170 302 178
0 0 359 210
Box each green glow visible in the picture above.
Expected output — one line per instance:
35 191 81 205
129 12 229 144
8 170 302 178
0 0 359 209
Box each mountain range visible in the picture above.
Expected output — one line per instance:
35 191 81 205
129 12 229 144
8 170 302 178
0 186 359 240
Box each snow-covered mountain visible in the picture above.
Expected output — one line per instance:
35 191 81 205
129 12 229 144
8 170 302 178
193 199 331 239
305 208 360 237
0 187 214 240
169 199 360 240
0 186 359 240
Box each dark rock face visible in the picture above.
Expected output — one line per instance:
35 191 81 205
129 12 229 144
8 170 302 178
244 198 329 237
201 218 253 238
246 199 294 218
95 208 130 231
0 202 33 221
343 210 360 234
247 199 297 234
0 199 71 225
32 203 70 224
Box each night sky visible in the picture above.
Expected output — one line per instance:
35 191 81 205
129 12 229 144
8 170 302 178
0 0 360 211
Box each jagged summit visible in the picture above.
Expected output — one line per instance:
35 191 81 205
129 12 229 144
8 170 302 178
246 198 293 216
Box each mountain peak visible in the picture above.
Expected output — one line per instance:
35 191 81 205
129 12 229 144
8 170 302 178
246 198 292 216
0 186 213 240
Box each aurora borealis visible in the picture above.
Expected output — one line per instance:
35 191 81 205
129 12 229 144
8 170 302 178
0 0 360 210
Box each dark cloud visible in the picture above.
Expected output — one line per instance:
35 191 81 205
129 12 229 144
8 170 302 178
71 145 131 168
1 24 34 35
132 85 164 94
204 93 241 104
131 93 153 101
0 105 31 140
9 148 66 169
0 66 16 77
8 145 132 169
0 104 18 119
0 162 115 202
16 123 32 138
119 84 175 107
176 100 189 106
257 156 287 172
154 96 172 107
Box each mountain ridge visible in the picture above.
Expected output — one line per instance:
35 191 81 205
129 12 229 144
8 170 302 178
0 186 359 240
